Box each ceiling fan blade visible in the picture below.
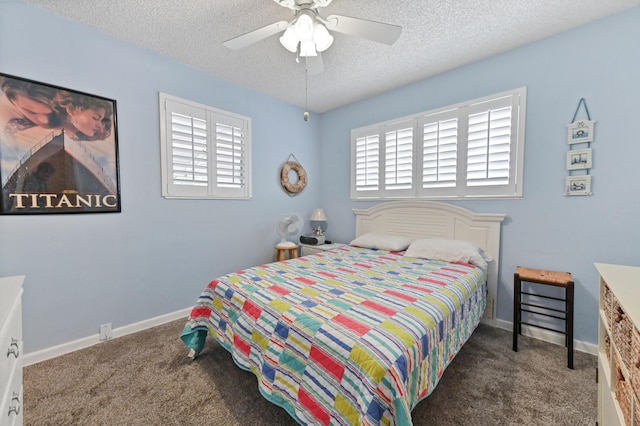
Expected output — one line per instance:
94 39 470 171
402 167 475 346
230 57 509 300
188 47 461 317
223 20 290 50
324 14 401 45
306 54 324 75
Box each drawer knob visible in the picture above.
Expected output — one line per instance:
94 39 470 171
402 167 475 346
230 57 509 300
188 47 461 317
8 392 21 416
6 338 19 358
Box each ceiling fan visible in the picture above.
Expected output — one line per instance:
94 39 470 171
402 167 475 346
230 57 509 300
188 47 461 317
223 0 402 74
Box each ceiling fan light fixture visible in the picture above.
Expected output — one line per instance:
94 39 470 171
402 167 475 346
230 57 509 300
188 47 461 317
279 25 299 52
313 22 333 52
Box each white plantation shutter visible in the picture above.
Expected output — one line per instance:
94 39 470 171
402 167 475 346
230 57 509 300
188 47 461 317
162 100 209 197
465 93 522 197
214 115 247 193
160 93 251 199
171 113 208 188
351 87 525 200
354 131 380 194
467 102 511 186
384 120 415 195
420 110 458 195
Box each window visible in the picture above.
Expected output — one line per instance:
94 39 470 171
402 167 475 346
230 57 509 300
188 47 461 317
159 93 251 199
351 87 526 200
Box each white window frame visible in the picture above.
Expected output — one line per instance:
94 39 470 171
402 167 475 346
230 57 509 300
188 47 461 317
351 87 526 200
159 93 252 200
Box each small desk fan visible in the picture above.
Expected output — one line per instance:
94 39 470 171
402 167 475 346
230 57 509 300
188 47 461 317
277 214 303 248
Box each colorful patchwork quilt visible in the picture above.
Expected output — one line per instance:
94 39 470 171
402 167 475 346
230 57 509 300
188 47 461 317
181 245 486 425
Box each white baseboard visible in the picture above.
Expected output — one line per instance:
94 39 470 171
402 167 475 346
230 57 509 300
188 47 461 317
493 318 598 356
23 307 192 367
23 309 597 367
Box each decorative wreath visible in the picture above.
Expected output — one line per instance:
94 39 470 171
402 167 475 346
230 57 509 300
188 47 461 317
280 161 307 194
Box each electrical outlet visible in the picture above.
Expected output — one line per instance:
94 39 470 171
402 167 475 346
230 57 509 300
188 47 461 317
99 323 112 341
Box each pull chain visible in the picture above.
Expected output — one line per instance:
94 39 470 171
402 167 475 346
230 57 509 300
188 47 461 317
303 68 309 122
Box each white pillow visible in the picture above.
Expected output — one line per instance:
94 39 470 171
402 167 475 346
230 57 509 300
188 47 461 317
404 238 492 269
349 232 413 251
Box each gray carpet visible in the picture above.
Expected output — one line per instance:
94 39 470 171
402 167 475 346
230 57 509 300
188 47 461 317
23 320 596 425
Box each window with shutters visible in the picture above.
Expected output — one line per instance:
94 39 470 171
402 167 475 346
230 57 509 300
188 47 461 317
159 93 251 199
351 87 526 200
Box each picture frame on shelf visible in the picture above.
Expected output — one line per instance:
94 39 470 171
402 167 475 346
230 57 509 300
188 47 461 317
566 148 593 170
565 175 592 196
0 73 120 215
567 120 595 144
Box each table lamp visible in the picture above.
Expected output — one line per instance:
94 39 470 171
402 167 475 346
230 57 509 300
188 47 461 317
309 208 328 236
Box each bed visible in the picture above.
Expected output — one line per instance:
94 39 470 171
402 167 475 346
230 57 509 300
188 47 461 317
181 201 505 425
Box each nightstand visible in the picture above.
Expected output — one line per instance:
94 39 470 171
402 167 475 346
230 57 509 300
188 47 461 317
299 242 345 256
512 266 574 369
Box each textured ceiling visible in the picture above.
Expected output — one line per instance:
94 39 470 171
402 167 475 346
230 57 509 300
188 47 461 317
21 0 640 113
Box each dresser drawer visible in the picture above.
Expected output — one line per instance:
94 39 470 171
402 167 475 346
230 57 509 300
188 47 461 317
0 367 22 426
0 297 22 397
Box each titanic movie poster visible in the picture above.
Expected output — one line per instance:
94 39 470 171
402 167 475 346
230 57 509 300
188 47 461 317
0 73 120 214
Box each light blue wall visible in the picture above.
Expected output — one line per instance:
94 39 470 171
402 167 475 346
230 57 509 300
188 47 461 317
319 8 640 345
0 2 321 352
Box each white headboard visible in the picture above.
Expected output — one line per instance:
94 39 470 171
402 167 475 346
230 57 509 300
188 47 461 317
353 201 505 321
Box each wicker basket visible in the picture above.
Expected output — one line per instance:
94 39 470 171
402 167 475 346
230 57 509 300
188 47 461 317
615 357 632 426
603 282 612 326
605 334 611 363
634 392 639 426
632 325 640 401
613 300 634 372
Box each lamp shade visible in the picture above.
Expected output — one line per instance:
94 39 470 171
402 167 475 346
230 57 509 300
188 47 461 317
313 22 334 52
295 13 314 41
279 26 299 53
310 208 328 234
310 208 327 221
299 40 317 57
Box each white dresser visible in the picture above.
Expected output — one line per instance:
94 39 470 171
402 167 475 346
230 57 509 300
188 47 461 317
0 276 24 426
595 263 639 426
